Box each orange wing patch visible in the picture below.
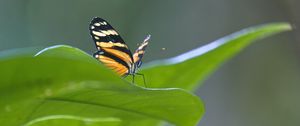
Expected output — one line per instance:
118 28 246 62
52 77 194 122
102 48 132 66
98 55 128 76
96 42 128 48
133 50 145 63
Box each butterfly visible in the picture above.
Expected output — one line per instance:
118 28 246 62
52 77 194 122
89 17 150 85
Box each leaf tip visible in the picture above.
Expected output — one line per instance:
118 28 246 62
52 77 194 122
271 22 293 31
290 23 297 30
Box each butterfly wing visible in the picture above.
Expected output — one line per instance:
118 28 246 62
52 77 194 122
89 17 133 76
133 35 151 68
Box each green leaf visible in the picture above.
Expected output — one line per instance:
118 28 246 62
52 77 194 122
0 45 204 126
0 23 291 126
140 23 292 90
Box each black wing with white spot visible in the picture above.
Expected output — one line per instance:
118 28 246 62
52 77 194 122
89 17 133 76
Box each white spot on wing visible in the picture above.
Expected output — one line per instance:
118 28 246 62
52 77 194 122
110 30 118 35
98 30 118 35
93 31 106 36
94 23 101 26
101 30 109 35
108 30 118 35
94 36 99 40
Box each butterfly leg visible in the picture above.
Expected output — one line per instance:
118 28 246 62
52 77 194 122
132 74 135 84
136 73 147 88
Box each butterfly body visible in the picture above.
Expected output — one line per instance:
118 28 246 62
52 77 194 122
89 17 150 77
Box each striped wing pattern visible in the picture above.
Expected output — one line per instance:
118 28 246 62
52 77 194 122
133 35 150 67
89 17 150 76
90 17 133 76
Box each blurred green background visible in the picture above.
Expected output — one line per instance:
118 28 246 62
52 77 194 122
0 0 299 126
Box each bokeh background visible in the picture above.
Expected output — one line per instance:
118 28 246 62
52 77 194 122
0 0 299 126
